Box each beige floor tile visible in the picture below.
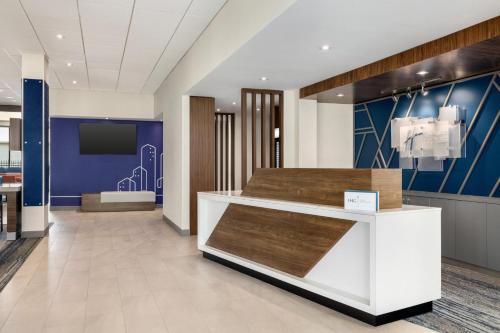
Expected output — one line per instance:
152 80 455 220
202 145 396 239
0 209 438 333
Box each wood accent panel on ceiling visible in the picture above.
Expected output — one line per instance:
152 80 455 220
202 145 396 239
242 168 402 209
241 88 284 188
190 96 215 235
300 16 500 99
206 203 355 277
214 113 235 191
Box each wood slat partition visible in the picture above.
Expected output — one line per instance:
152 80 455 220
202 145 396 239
214 113 236 191
241 88 284 188
206 203 355 277
190 97 215 235
242 168 402 209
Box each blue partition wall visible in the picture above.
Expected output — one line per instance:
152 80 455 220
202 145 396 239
354 71 499 197
50 118 163 206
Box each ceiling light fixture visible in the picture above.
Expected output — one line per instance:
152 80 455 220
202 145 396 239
420 83 429 96
216 108 221 112
416 70 428 76
56 34 64 39
67 62 72 67
6 96 13 99
336 93 344 97
260 77 268 81
320 44 331 51
232 102 237 105
72 80 77 84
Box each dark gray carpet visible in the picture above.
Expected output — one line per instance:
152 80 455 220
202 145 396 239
0 237 41 292
407 263 500 333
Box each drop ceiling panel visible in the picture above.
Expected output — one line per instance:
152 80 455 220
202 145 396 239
88 68 120 91
135 0 191 13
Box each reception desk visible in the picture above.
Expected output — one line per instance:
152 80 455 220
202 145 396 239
197 169 441 326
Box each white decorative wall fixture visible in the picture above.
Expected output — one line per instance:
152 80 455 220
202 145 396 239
390 106 466 171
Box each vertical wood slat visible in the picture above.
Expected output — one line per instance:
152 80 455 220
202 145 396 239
279 92 284 168
231 114 235 191
214 113 219 190
241 91 247 188
190 96 215 235
251 92 256 174
224 114 229 191
219 115 224 191
260 93 265 168
270 93 275 168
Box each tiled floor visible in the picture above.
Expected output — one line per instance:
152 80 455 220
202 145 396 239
0 209 436 333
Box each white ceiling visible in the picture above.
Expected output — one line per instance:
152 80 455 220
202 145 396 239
0 0 226 106
189 0 500 112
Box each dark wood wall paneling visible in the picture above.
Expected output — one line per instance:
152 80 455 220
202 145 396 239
300 16 500 103
214 113 235 191
190 96 215 235
241 88 284 188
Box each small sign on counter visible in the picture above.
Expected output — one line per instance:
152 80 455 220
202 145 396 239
344 190 379 212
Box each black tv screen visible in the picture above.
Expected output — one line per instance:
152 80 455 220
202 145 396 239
79 123 137 154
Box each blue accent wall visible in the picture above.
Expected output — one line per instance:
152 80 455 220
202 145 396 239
50 118 163 206
354 71 499 198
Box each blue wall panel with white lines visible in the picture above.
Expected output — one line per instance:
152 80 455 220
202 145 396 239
354 71 499 198
50 118 163 206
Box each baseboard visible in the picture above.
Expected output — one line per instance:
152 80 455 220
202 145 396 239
202 252 433 326
162 215 190 236
21 222 52 238
49 205 80 211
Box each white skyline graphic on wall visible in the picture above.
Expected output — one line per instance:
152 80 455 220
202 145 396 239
117 144 163 195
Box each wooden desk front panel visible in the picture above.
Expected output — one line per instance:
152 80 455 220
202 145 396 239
206 203 355 277
242 168 402 209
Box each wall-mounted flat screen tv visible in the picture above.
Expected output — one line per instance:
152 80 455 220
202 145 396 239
79 123 137 154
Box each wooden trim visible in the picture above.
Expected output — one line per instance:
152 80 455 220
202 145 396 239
241 90 247 188
224 115 229 191
251 92 256 174
300 16 500 98
278 92 284 167
219 114 224 191
231 114 235 190
81 193 155 212
214 114 219 190
260 93 265 168
270 94 275 168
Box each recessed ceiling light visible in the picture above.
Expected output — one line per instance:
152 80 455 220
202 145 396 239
216 108 221 112
72 80 77 84
56 34 64 39
257 108 261 111
6 96 13 99
67 62 72 67
260 77 268 81
416 71 428 76
105 117 109 120
232 102 237 105
336 93 344 97
320 44 331 51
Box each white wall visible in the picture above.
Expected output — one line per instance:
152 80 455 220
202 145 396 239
155 0 296 232
50 89 155 119
298 99 318 167
317 103 354 168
